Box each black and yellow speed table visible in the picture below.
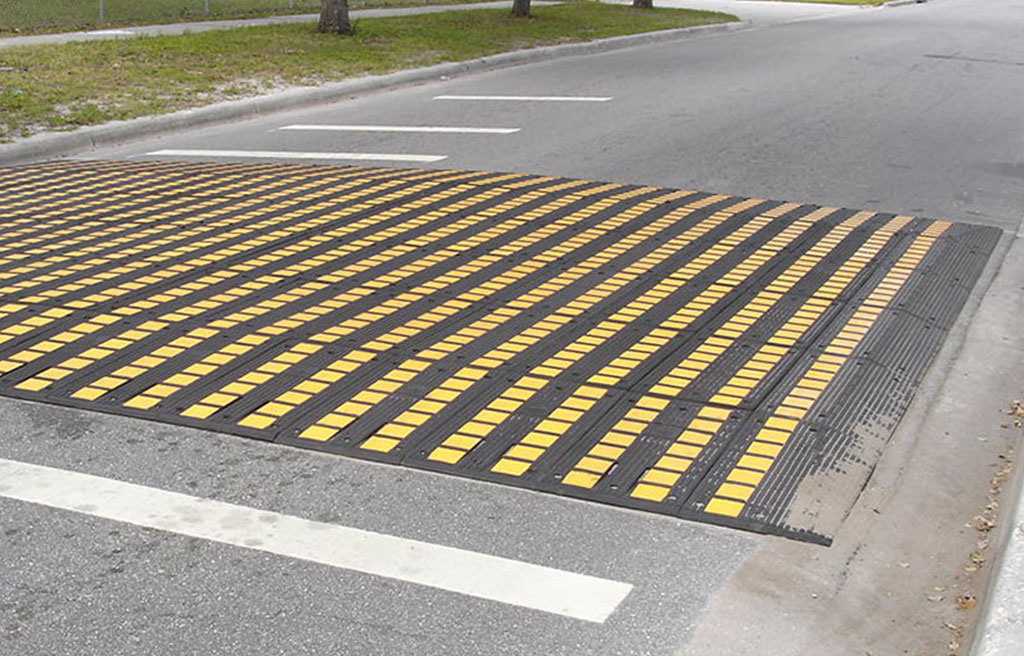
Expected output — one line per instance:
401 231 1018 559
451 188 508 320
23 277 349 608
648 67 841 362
0 160 999 543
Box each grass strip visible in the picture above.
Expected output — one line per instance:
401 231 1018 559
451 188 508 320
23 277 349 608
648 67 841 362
0 2 735 143
0 0 490 36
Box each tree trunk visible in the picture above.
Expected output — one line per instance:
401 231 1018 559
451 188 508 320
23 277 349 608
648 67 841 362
632 0 653 8
511 0 531 18
319 0 353 35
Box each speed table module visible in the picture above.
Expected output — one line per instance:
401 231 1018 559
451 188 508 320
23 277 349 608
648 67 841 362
0 160 999 543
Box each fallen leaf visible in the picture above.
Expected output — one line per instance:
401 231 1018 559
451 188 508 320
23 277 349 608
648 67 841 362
956 594 976 610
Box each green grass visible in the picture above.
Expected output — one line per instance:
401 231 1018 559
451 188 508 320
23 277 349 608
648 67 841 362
0 0 488 35
0 2 735 142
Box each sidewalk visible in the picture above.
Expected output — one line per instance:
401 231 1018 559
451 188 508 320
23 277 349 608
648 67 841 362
605 0 865 24
0 2 559 49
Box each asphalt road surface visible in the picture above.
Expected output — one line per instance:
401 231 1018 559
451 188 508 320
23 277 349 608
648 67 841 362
3 0 1024 654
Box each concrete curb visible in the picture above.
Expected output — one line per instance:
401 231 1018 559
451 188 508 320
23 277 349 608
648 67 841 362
0 20 742 165
972 445 1024 656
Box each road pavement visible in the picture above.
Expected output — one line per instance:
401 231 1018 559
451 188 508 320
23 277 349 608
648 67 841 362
3 0 1024 654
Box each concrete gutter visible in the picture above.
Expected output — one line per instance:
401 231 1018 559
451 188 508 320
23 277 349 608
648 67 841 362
0 21 742 166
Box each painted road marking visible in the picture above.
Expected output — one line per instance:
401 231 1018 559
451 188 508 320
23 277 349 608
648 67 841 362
433 95 612 102
146 149 448 163
0 457 633 623
0 160 999 544
279 125 521 134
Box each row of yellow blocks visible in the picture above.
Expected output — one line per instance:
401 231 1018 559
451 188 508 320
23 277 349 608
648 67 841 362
10 273 277 394
240 189 666 440
15 323 217 395
0 200 249 297
359 316 575 455
86 281 347 407
239 302 487 433
0 163 256 224
431 345 618 470
437 204 770 474
563 400 717 489
189 295 437 423
172 195 562 422
32 178 477 384
49 179 551 415
702 336 876 516
318 194 701 454
0 161 336 212
703 226 945 517
4 314 155 389
569 296 817 488
472 323 643 476
0 193 224 266
0 170 425 307
562 215 865 496
629 311 846 499
627 223 912 501
0 173 548 392
636 214 871 401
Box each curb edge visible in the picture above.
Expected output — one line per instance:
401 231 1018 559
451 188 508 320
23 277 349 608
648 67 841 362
0 20 742 165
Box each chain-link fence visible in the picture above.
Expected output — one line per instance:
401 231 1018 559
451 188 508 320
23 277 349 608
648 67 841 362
1 0 434 34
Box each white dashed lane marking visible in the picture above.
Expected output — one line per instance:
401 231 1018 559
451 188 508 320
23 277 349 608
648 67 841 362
146 149 448 163
433 94 613 102
278 125 521 134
